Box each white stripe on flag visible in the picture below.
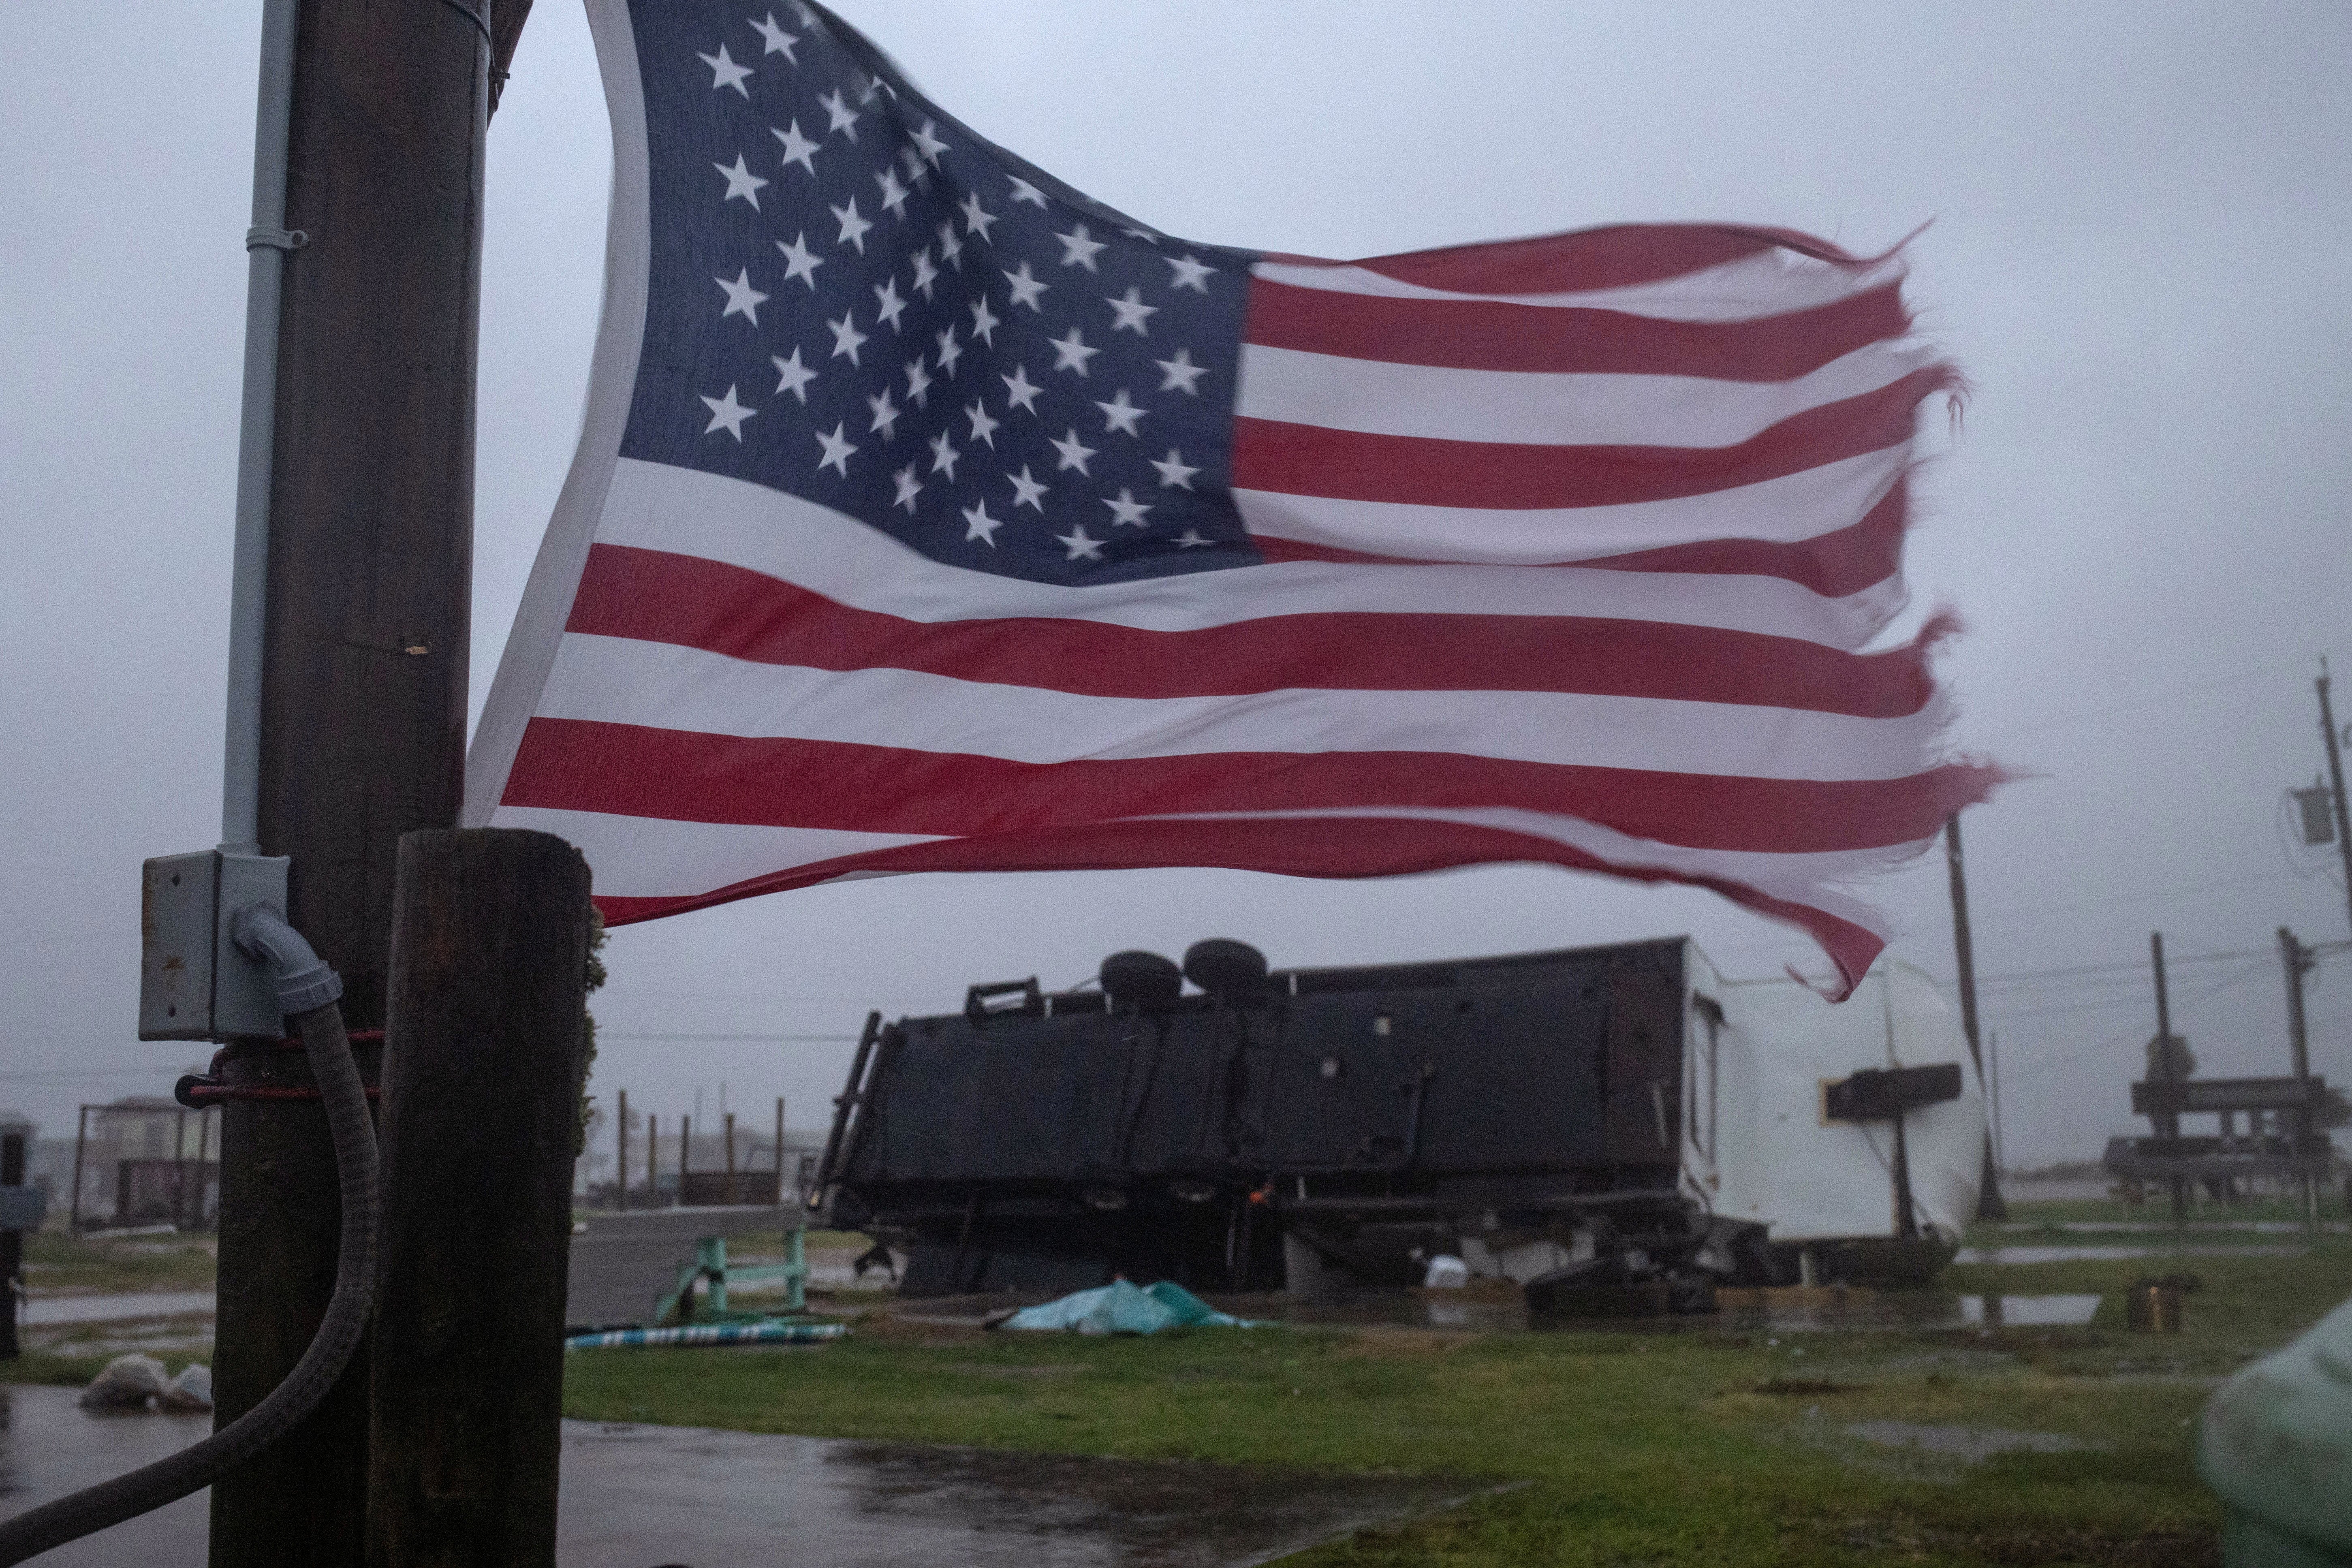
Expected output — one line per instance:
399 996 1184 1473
1236 340 1940 449
1230 446 1907 568
538 633 1953 782
593 460 1908 650
1251 253 1902 319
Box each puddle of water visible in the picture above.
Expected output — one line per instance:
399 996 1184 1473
1953 1245 2302 1265
0 1386 1479 1568
1722 1293 2101 1333
21 1292 216 1327
1843 1420 2092 1463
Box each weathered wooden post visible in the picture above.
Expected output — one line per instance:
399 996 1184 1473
365 829 591 1568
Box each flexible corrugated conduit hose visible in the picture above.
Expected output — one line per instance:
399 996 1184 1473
0 906 377 1565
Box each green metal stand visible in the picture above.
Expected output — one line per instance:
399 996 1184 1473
654 1226 810 1325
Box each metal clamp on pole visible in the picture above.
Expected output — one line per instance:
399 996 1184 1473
244 226 307 252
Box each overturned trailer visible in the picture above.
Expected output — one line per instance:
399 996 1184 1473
816 936 1985 1303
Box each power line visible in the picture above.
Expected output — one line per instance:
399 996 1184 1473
2000 959 2277 1087
1972 658 2309 746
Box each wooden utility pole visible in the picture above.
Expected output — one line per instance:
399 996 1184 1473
2151 931 2186 1225
367 829 591 1568
211 3 532 1562
214 2 486 1556
1944 813 2006 1218
0 1128 25 1361
615 1089 629 1211
2318 662 2352 941
2277 927 2320 1228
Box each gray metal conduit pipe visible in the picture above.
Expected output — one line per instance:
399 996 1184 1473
220 0 300 856
0 907 377 1566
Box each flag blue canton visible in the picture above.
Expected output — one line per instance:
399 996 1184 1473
618 0 1262 586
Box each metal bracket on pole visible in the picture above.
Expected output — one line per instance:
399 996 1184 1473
244 227 308 252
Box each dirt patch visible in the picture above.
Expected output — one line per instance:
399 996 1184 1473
1754 1376 1867 1396
1332 1327 1482 1358
946 1361 1089 1380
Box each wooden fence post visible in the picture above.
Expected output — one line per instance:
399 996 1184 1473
366 828 591 1567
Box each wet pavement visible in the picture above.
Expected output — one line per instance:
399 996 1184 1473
0 1388 212 1566
1953 1244 2304 1265
21 1292 217 1327
0 1386 1476 1567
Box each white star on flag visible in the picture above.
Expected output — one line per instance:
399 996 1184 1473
1106 287 1157 335
961 500 1002 545
1095 389 1145 435
699 384 754 439
1056 524 1105 560
827 311 867 364
771 121 819 175
1050 428 1097 474
770 348 817 402
813 421 857 475
749 13 797 58
1002 261 1048 311
714 154 769 208
1048 327 1099 376
1165 254 1213 292
715 269 768 323
776 232 823 289
1151 448 1198 488
1054 224 1106 272
1000 363 1041 412
698 43 752 96
1155 348 1206 395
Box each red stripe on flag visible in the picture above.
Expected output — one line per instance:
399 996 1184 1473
1242 277 1910 380
504 719 1999 856
1339 224 1816 296
1230 367 1950 511
1246 477 1908 597
585 814 1893 996
567 543 1942 717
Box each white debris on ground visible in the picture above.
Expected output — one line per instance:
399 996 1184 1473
75 1354 212 1413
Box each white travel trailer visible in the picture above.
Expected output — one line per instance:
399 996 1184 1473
824 934 1989 1299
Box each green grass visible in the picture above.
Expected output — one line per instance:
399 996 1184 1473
565 1212 2352 1567
0 1346 214 1389
19 1228 218 1295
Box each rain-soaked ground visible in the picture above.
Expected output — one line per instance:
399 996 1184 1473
0 1385 1481 1567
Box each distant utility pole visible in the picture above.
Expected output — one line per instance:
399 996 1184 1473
2151 931 2186 1226
1944 812 2007 1219
2277 927 2320 1228
2317 660 2352 940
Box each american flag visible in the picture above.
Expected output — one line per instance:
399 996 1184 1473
467 0 2001 997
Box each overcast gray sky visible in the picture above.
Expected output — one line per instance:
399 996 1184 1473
2 1 2346 1172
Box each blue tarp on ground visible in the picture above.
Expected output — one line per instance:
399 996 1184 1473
998 1279 1265 1335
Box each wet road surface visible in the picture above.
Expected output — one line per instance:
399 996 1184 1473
0 1386 1474 1567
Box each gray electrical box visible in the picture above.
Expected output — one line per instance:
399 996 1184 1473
139 851 291 1041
